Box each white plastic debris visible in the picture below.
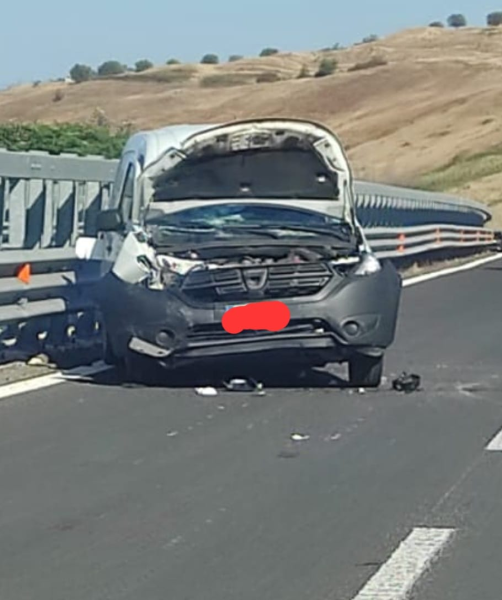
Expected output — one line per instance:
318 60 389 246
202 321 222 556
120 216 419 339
358 387 366 394
255 382 266 396
166 431 179 438
291 433 310 442
27 353 50 367
195 387 218 397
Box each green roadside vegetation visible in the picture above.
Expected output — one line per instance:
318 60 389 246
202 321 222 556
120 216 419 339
0 122 132 159
415 143 502 192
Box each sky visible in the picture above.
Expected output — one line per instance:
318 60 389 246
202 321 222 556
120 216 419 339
0 0 500 88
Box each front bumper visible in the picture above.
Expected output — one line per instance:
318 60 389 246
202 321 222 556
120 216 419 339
96 260 402 365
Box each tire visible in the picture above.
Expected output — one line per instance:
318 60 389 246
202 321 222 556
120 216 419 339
103 331 123 367
348 354 384 388
123 350 156 385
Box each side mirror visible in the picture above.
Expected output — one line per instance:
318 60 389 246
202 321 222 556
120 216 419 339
96 209 124 232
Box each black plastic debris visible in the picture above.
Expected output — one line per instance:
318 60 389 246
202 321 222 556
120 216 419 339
223 378 265 394
392 372 421 394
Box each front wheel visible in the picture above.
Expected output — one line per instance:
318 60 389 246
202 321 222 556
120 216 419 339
123 351 156 385
103 331 123 367
348 354 384 388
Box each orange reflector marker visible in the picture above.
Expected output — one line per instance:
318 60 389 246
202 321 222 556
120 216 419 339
16 263 31 284
397 233 405 252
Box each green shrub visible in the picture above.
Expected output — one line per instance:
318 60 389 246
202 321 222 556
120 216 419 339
97 61 126 77
487 12 502 26
166 58 180 65
447 14 467 28
259 47 279 57
228 54 244 62
201 54 219 65
315 58 337 77
135 59 154 72
69 64 95 83
0 123 132 158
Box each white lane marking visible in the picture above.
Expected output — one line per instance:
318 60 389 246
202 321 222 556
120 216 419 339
351 527 455 600
486 428 502 451
0 362 110 400
403 253 501 288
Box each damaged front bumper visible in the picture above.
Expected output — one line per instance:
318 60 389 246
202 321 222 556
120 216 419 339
96 259 401 367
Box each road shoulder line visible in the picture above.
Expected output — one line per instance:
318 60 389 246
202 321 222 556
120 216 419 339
351 527 455 600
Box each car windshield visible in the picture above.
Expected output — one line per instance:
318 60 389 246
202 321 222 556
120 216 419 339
151 148 339 201
147 203 344 230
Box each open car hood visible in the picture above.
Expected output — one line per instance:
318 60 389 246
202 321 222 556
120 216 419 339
138 119 358 227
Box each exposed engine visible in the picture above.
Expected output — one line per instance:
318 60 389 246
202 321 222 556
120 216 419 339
154 245 358 302
109 229 360 302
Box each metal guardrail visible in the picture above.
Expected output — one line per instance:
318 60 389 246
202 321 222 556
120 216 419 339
365 224 497 258
0 150 493 250
354 182 490 228
0 150 116 250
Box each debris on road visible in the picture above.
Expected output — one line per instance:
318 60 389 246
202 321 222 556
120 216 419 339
392 372 421 393
195 387 218 397
358 387 366 394
290 433 310 442
27 353 51 367
278 448 301 459
223 377 265 394
166 431 179 438
255 382 266 396
224 378 252 392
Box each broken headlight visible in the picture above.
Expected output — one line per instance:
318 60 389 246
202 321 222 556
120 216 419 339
353 253 381 276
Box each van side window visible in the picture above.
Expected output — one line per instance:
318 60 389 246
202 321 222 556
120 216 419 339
119 164 135 221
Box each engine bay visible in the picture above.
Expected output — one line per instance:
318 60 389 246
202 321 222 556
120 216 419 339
110 227 362 300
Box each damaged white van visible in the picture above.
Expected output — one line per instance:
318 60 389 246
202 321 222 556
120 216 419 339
79 119 402 386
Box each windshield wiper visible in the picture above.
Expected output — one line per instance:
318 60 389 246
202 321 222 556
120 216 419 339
150 222 352 242
257 224 353 240
152 222 280 238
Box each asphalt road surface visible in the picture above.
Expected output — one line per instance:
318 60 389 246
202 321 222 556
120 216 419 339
2 259 502 600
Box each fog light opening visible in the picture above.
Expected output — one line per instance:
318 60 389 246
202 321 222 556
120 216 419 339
344 321 361 337
156 330 176 349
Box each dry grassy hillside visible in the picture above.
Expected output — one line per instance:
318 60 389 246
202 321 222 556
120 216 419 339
2 26 502 221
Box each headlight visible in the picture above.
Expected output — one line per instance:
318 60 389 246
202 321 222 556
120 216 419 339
353 253 381 276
